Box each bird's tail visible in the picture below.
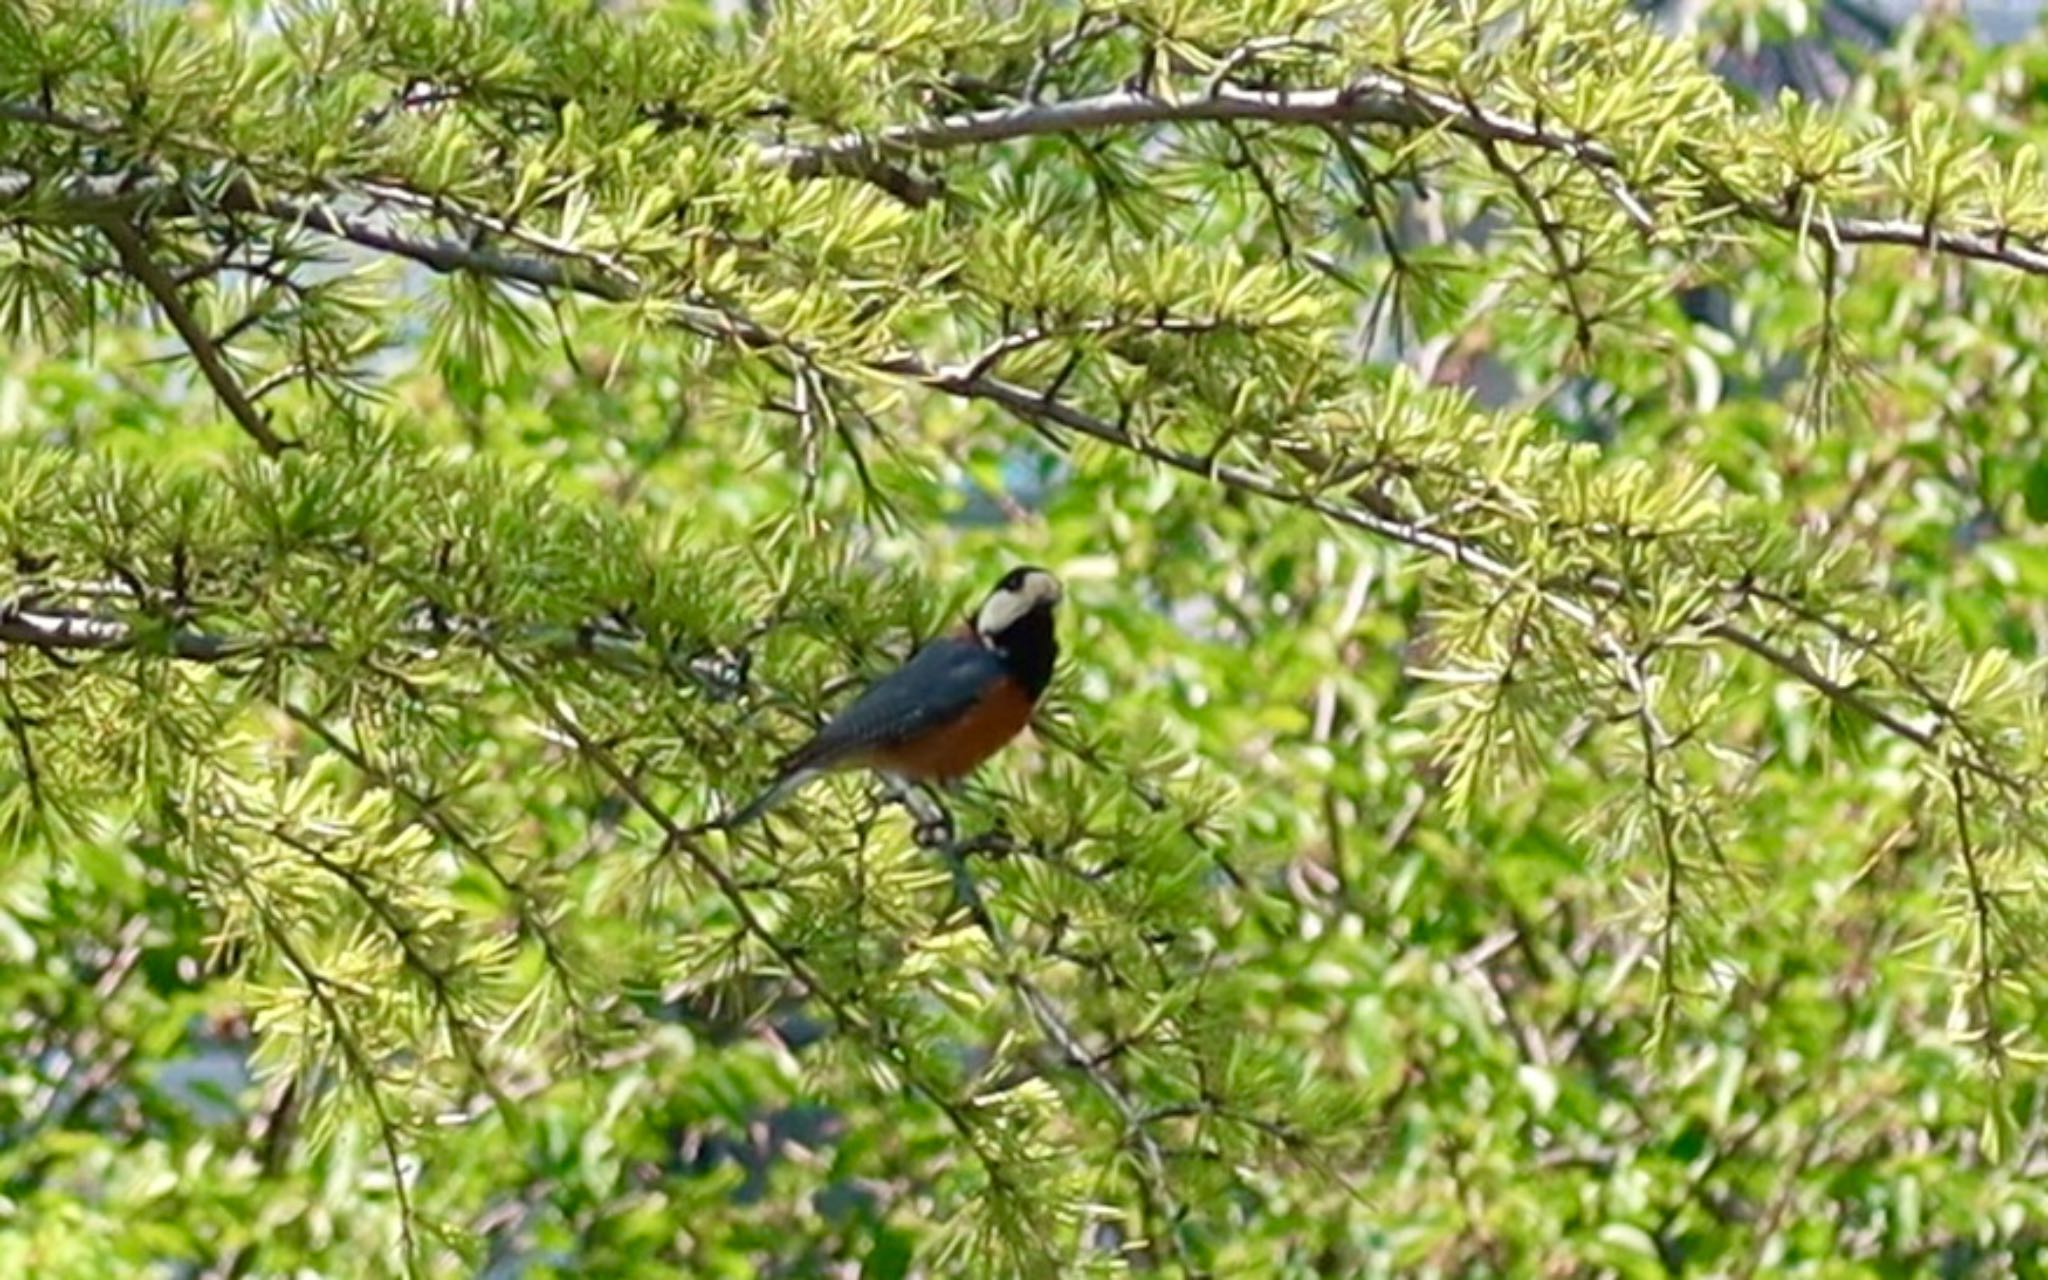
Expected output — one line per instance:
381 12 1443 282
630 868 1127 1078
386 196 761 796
698 764 820 836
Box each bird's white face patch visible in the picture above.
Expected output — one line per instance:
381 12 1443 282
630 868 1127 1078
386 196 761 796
976 569 1062 638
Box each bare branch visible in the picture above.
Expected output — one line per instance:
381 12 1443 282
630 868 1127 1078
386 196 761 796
1721 191 2048 277
0 600 746 697
759 77 1615 190
12 73 2048 277
758 79 2048 277
0 603 257 662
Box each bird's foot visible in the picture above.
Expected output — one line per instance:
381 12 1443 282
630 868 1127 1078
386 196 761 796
912 810 955 849
880 774 955 847
949 828 1016 859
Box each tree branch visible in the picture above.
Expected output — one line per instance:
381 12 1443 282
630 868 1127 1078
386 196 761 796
0 604 255 661
910 363 2032 798
218 849 422 1273
98 220 293 454
759 79 2048 275
12 71 2048 277
758 77 1616 196
0 599 746 696
929 826 1189 1266
5 144 2035 799
283 702 595 1046
252 815 519 1126
1948 767 2006 1080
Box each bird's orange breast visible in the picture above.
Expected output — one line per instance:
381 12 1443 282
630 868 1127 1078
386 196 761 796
868 676 1035 782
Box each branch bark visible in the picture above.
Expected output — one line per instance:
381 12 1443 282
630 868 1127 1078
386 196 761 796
758 77 1621 197
0 601 744 697
0 605 254 661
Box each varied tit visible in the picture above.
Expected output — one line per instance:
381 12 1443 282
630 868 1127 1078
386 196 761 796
719 566 1062 830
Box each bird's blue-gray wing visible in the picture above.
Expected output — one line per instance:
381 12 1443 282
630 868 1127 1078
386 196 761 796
778 637 1003 774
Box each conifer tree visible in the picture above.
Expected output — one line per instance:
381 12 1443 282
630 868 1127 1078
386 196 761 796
5 0 2048 1274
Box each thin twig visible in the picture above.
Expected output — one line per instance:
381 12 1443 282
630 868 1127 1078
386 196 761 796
932 823 1192 1271
225 859 422 1275
282 703 595 1046
253 816 520 1126
1472 128 1597 355
1948 767 2005 1078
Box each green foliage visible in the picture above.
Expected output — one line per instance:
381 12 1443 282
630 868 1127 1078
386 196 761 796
5 0 2048 1274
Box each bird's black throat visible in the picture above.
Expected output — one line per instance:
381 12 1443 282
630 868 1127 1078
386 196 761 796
988 605 1057 699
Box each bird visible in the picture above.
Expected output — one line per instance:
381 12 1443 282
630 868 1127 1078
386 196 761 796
713 566 1063 833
